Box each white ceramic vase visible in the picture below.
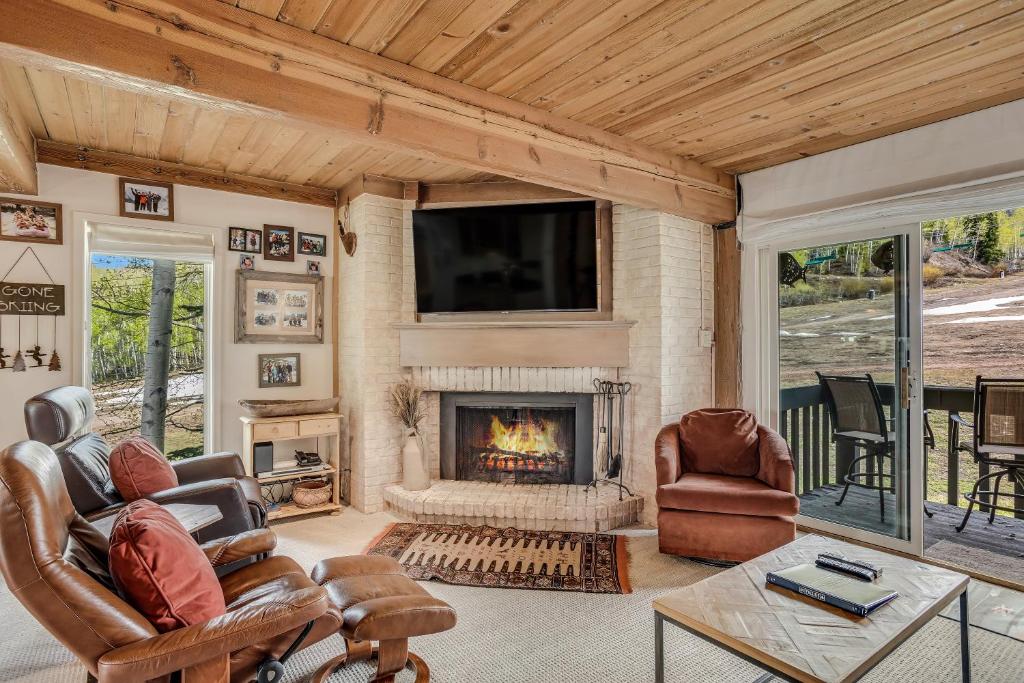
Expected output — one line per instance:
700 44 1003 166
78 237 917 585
401 430 430 491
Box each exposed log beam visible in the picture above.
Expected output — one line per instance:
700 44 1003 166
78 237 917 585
0 67 37 194
38 141 336 207
337 174 417 209
418 181 587 209
0 0 735 223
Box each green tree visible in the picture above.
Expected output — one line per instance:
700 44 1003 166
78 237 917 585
976 212 1002 265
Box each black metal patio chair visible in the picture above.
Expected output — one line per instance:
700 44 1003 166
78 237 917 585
952 376 1024 532
817 372 894 522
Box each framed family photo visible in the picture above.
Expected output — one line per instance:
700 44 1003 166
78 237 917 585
229 226 262 253
235 270 323 343
0 197 63 245
263 225 294 261
298 232 327 257
258 353 301 388
119 178 174 221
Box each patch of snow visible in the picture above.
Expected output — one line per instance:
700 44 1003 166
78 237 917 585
924 295 1024 317
939 315 1024 325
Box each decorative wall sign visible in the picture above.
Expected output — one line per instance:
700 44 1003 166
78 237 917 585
235 270 323 344
0 281 65 315
0 197 63 245
0 247 63 372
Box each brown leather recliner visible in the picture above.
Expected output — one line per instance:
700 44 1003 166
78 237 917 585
24 385 266 543
655 408 798 562
0 439 342 683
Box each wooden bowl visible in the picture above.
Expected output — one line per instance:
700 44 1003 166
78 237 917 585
238 398 339 418
292 480 332 508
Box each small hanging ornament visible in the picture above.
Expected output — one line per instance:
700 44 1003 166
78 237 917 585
26 344 46 367
48 349 61 372
12 350 26 372
0 347 8 369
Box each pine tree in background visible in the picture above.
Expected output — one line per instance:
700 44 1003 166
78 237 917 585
961 213 983 260
976 212 1002 265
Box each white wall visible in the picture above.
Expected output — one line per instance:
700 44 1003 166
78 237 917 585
0 164 334 455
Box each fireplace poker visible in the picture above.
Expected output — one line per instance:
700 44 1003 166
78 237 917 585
586 380 633 500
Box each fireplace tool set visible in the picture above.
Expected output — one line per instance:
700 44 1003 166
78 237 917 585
588 379 633 500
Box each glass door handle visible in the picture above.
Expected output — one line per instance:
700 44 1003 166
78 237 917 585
900 367 911 410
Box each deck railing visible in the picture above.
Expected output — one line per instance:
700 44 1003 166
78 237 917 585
778 383 975 505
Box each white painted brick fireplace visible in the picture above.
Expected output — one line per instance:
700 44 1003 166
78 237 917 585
338 194 713 528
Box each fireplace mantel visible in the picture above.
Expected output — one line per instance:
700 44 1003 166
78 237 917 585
395 320 635 368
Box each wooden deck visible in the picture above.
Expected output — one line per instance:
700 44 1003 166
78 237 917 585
799 485 1024 583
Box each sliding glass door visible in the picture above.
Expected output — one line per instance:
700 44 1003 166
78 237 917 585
774 226 923 553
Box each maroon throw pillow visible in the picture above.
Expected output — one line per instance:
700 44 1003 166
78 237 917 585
108 499 225 632
109 436 178 501
678 408 760 477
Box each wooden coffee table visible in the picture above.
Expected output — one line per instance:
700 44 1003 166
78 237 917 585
653 535 970 683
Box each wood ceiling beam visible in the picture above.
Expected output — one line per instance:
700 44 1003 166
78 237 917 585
0 67 38 194
0 0 735 224
37 140 337 207
337 174 417 209
417 180 588 209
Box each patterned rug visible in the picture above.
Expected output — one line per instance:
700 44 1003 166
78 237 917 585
365 523 631 594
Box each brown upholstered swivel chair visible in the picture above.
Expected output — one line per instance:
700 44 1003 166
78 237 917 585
655 408 798 562
24 385 266 543
0 439 341 683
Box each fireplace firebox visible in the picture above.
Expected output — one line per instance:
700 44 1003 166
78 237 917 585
441 392 593 485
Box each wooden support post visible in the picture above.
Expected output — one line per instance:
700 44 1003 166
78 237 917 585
713 226 740 407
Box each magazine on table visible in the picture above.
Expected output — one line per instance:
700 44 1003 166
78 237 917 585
766 563 898 617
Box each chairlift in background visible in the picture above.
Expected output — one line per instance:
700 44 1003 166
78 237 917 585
804 250 837 266
932 241 976 253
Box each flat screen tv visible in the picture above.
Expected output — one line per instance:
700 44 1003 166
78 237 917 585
413 201 597 314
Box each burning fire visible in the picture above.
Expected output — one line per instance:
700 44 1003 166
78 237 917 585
488 413 560 455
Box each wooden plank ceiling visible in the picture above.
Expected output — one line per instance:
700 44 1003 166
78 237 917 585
0 59 496 190
227 0 1024 173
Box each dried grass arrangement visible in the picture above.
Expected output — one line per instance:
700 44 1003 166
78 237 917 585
389 378 425 434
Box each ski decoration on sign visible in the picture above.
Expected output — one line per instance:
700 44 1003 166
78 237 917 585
0 247 63 372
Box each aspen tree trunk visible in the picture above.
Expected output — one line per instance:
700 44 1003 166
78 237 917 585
141 259 176 450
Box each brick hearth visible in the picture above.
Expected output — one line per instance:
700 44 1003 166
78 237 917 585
383 481 643 532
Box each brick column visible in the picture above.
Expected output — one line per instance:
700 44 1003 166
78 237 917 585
613 206 714 524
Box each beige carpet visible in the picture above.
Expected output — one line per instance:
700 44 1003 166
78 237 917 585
2 510 1023 682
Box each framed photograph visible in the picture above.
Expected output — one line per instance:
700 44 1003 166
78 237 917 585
119 178 174 221
258 353 301 388
263 225 294 262
239 254 255 270
236 270 323 343
306 259 321 276
0 197 62 245
229 227 262 253
298 232 327 256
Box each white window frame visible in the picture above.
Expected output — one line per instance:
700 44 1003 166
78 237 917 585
743 222 924 555
72 212 221 454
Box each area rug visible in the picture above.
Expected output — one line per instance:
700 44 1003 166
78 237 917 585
365 522 631 594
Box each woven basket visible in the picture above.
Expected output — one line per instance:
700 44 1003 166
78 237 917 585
291 480 332 508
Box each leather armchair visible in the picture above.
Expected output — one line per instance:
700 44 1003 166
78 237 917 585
0 439 341 683
655 409 798 562
24 385 266 544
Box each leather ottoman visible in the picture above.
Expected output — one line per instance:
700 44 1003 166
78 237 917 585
310 556 457 683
